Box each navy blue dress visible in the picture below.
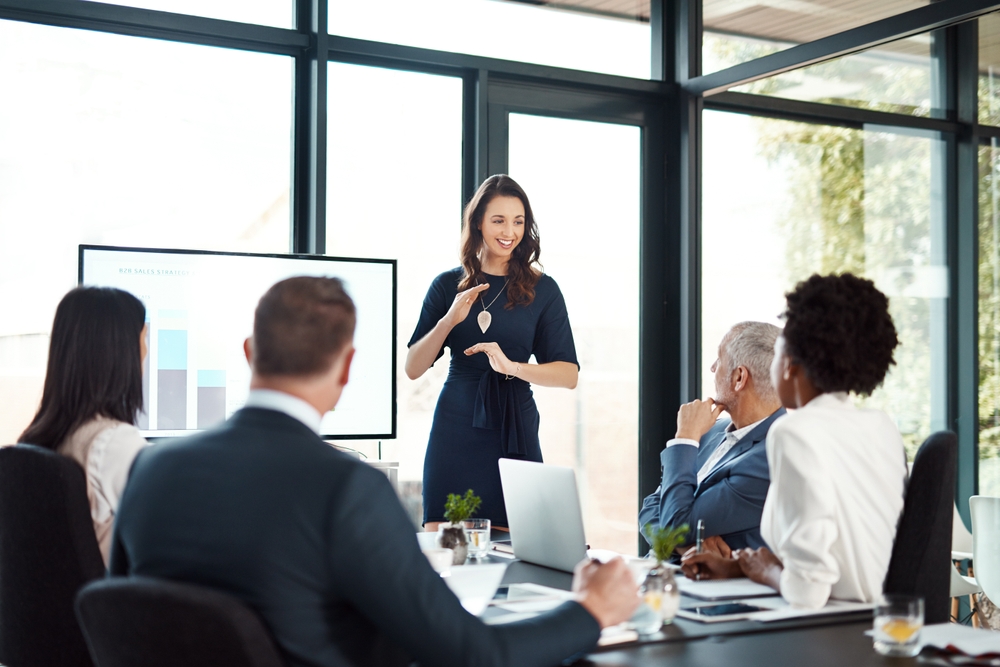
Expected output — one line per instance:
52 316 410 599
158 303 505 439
408 268 579 527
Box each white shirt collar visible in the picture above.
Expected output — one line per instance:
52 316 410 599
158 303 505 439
724 415 768 445
695 414 771 485
244 389 323 435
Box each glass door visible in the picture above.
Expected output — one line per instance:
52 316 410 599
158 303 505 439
503 110 643 555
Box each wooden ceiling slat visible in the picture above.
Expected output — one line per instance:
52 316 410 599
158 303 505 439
703 0 927 44
510 0 1000 75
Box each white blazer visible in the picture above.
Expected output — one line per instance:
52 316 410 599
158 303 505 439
760 392 907 609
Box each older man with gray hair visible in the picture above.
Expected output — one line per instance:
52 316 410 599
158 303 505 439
640 321 784 552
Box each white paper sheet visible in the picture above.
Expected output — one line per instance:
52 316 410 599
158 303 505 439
919 623 1000 655
676 577 781 601
443 563 508 615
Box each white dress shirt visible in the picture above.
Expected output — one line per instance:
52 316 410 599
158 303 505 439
666 416 767 484
760 392 907 609
244 389 323 434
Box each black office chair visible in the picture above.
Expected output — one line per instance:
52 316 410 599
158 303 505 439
0 444 105 667
883 430 957 625
75 576 288 667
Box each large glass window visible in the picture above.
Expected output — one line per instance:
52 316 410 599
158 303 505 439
0 20 292 445
979 12 1000 126
508 113 641 555
329 0 651 79
703 0 928 74
702 110 947 459
84 0 293 28
980 141 1000 495
326 63 464 526
711 34 937 118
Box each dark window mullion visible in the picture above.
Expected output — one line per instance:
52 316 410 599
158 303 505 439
950 20 981 522
292 0 326 254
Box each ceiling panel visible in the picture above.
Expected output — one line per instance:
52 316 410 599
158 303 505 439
702 0 926 45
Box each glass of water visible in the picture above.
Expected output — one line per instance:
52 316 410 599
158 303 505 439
463 518 491 559
873 595 923 657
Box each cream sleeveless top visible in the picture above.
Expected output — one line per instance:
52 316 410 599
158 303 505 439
57 417 147 565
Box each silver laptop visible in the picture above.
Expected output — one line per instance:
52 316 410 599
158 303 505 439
498 459 588 572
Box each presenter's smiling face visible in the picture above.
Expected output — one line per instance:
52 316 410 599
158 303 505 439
479 195 524 261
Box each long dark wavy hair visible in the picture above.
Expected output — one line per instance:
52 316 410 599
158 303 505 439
19 287 146 449
458 174 542 309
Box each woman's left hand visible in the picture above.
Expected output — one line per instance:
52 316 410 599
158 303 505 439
464 342 520 376
734 547 783 591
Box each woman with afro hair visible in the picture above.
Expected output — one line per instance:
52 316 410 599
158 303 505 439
681 273 907 609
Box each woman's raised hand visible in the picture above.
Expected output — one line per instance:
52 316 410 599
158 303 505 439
464 342 519 376
444 283 491 329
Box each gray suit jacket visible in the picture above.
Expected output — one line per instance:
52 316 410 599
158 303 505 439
638 409 785 551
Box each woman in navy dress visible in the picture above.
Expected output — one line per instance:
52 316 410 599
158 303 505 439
406 175 579 529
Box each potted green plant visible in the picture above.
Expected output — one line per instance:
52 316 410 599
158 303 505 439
637 523 689 631
437 490 482 565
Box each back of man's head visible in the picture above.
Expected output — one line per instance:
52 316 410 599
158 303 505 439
252 276 356 377
723 321 781 403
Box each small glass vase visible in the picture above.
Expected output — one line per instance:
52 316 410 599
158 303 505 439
639 563 681 629
436 523 468 565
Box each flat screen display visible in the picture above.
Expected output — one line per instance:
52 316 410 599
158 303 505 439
79 245 396 439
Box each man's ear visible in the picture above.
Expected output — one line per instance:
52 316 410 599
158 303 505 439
734 366 749 392
338 347 355 388
243 337 253 366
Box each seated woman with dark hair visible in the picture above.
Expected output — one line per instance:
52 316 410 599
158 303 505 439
19 286 149 565
681 273 908 609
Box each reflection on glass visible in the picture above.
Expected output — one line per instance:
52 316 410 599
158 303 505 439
979 12 1000 126
326 63 463 527
702 0 928 74
82 0 292 28
712 31 936 118
0 19 292 445
980 142 1000 494
330 0 651 79
508 113 641 555
702 110 947 459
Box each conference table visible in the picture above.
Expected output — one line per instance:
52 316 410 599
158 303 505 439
491 558 903 667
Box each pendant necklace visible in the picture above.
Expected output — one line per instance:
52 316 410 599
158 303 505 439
477 279 509 333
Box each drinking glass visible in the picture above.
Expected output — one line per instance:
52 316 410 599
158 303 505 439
873 595 923 657
463 518 491 559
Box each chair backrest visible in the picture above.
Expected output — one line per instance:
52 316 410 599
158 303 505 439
953 503 974 554
75 577 287 667
0 444 105 667
882 431 956 625
970 496 1000 607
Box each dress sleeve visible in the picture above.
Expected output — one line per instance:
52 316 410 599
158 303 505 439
532 278 579 368
90 423 148 516
766 420 840 609
407 272 454 365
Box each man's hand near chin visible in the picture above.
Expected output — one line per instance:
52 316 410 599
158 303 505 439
675 398 725 441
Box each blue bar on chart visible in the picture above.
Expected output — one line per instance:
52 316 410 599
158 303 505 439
138 317 150 430
157 310 188 430
197 370 226 429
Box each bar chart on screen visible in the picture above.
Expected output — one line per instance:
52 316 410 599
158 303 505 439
144 306 247 433
79 245 396 439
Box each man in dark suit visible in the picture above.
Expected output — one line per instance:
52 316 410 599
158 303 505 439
110 277 638 667
639 322 784 551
